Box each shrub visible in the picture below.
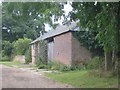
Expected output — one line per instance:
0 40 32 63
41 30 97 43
2 41 13 57
35 57 47 69
59 64 71 71
37 64 47 69
1 56 11 61
47 61 71 71
49 61 60 70
13 38 32 55
71 64 86 71
86 56 103 70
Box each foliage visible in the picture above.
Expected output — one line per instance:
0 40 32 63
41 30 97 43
37 64 47 69
47 61 71 71
36 57 45 68
46 57 103 71
73 31 104 56
48 61 61 70
2 2 63 42
2 40 13 57
1 55 11 61
38 40 47 64
71 2 118 51
35 40 47 68
59 64 71 71
86 56 103 70
70 64 86 71
70 2 119 71
13 38 32 55
25 46 32 64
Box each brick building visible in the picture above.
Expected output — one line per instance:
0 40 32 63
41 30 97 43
30 21 91 66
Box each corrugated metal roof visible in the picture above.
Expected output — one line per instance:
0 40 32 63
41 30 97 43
30 21 78 44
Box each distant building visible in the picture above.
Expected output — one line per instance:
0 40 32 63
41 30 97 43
30 21 91 66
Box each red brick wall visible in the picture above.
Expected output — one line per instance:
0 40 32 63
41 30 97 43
31 31 91 66
72 33 91 65
53 32 72 65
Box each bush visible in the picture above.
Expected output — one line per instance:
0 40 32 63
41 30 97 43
35 57 47 69
38 64 47 69
47 61 87 71
48 61 60 70
71 64 86 71
1 56 11 61
47 61 71 71
59 64 71 71
86 56 103 70
2 41 13 57
13 38 32 55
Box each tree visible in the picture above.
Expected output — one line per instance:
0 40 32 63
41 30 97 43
70 2 119 71
2 2 63 42
73 30 104 56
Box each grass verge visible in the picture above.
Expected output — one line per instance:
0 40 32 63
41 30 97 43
0 61 20 67
0 61 36 68
45 70 118 88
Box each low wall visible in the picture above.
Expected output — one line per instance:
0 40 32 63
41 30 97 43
14 55 25 63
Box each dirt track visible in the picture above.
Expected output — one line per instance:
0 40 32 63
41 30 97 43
1 65 72 88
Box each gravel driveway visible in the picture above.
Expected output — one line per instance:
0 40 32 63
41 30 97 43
1 65 72 88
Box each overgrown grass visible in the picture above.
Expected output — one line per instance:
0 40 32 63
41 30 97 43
45 70 118 88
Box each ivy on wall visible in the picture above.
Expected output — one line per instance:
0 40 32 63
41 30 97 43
35 40 48 66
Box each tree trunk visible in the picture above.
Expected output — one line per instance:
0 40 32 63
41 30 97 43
112 49 118 71
105 51 112 72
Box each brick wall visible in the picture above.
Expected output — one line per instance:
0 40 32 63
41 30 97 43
53 32 72 65
31 31 91 66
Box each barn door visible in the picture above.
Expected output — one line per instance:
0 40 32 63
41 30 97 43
48 41 54 61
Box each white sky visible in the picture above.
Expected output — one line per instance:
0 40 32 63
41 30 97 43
63 2 73 15
45 2 73 31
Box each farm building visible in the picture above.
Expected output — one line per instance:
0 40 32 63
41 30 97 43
30 21 91 66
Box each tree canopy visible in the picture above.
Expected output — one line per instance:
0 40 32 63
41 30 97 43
2 2 64 42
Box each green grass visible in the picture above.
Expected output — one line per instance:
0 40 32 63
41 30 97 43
45 70 118 88
0 61 20 67
0 61 36 68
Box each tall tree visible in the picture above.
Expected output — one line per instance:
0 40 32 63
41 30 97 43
70 2 119 71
